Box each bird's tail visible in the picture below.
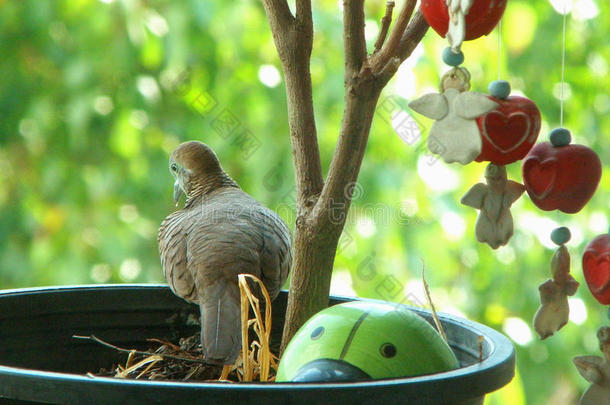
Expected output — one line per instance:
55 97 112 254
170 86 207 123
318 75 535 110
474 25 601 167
200 282 241 365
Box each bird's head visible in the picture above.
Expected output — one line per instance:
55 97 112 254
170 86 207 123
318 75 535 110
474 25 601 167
169 141 237 205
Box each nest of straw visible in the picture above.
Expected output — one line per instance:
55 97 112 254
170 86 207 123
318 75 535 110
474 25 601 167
78 274 278 383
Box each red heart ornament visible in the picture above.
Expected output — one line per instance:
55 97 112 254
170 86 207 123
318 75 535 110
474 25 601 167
522 157 558 200
522 142 601 213
583 234 610 305
476 95 541 165
421 0 507 41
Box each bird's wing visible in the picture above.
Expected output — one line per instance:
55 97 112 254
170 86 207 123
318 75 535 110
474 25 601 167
408 93 449 120
454 92 499 120
158 210 197 303
181 189 292 365
254 208 292 301
460 183 487 209
204 189 291 300
185 216 261 365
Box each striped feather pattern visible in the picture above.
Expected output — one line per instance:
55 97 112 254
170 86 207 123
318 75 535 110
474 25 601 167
158 186 292 364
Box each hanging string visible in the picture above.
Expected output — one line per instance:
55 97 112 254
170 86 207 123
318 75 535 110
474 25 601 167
559 6 568 127
497 20 503 81
556 5 569 222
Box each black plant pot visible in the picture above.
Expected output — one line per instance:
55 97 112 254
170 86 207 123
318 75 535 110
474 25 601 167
0 285 514 405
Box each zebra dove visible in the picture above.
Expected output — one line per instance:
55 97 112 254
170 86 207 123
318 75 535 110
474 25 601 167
158 141 291 365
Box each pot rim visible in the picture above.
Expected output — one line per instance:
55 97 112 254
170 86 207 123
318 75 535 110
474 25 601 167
0 284 515 394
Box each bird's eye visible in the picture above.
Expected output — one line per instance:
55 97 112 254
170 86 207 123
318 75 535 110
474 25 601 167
310 326 325 340
380 343 397 358
170 163 178 172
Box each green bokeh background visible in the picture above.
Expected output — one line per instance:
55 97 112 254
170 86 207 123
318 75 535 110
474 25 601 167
1 0 609 403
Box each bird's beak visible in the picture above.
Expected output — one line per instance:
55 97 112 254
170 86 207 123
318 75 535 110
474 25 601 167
173 180 183 206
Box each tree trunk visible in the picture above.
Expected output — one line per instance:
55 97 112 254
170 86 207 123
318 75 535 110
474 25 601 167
260 0 429 350
282 86 382 348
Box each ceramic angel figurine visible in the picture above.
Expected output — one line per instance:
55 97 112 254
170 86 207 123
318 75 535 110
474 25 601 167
533 238 579 339
573 326 610 405
446 0 474 50
460 164 524 249
409 67 498 165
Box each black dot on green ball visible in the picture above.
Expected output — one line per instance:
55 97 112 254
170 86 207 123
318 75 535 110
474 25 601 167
551 227 571 246
442 47 464 67
380 343 397 358
310 326 325 340
549 128 572 147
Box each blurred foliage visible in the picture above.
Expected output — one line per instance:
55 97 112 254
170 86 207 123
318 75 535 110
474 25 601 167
1 0 609 403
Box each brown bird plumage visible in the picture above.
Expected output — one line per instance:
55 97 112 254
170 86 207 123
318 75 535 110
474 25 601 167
158 141 291 365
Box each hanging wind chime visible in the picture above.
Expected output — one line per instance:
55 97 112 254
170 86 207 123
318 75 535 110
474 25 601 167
526 7 610 404
577 229 610 402
573 233 610 405
576 230 610 403
410 0 540 250
405 3 606 401
520 5 600 346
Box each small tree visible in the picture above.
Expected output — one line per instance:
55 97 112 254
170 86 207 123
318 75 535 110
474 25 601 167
259 0 428 349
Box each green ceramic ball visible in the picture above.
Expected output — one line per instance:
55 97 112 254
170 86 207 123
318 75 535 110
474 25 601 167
442 47 464 67
551 226 571 245
549 128 572 147
276 301 459 382
488 80 511 100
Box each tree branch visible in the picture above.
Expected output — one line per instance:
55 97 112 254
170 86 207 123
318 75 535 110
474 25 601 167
310 0 375 236
284 64 324 203
315 84 380 231
295 0 312 25
376 10 429 81
374 1 395 54
370 0 417 73
396 10 429 62
281 82 383 348
319 3 422 222
72 335 207 365
343 0 367 76
260 0 323 204
260 0 294 36
264 0 429 350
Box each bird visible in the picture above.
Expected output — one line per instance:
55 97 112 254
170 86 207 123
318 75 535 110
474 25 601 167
158 141 292 365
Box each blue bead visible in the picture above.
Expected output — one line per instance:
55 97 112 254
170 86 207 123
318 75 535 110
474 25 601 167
442 47 464 67
549 128 572 147
551 227 571 245
488 80 511 99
